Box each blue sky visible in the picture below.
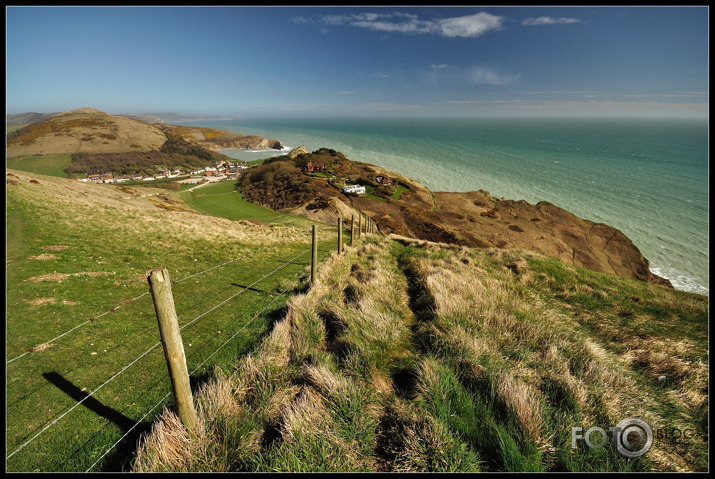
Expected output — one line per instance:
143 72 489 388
5 6 709 118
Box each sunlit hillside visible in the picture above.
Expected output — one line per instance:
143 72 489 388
133 235 708 472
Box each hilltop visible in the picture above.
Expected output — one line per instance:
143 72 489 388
5 108 283 177
239 147 671 287
6 108 168 156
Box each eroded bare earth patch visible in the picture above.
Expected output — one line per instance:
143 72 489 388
26 271 111 282
30 254 58 260
24 297 57 306
41 245 68 251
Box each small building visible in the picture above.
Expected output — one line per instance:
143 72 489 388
343 184 366 195
375 175 393 186
86 169 113 183
303 162 325 173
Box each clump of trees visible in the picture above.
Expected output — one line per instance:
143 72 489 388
240 159 317 210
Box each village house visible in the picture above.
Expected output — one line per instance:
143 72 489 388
375 175 393 186
303 162 325 173
85 169 113 184
343 184 366 195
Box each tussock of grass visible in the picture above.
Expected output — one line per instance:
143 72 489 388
132 236 708 472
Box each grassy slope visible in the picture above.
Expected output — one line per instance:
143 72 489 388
179 180 315 229
133 236 708 472
6 155 73 178
5 169 344 472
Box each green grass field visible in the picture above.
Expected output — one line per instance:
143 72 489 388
6 155 73 178
6 169 354 472
180 180 316 228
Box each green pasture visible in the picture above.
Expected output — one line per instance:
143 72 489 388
6 155 73 178
6 174 354 472
179 180 316 228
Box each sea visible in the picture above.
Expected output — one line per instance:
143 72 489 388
180 117 709 296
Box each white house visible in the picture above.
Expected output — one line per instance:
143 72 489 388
343 184 366 195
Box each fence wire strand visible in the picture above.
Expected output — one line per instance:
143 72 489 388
7 241 285 365
84 275 304 472
6 245 315 462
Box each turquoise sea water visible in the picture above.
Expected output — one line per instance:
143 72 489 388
183 117 709 296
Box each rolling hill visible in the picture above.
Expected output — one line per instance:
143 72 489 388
6 108 284 177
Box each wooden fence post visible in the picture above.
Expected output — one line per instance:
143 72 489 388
358 214 362 239
337 217 343 254
147 268 198 431
350 215 355 246
311 225 318 285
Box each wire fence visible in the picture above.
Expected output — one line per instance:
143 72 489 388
6 240 287 365
6 216 377 472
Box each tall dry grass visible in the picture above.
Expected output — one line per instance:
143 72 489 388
132 235 707 472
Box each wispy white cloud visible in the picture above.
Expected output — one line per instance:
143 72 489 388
299 11 504 38
522 16 580 26
467 66 519 86
290 16 313 24
436 13 504 38
423 65 519 87
371 72 389 78
338 90 359 95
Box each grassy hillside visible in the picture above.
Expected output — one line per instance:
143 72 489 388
179 180 315 229
5 108 279 178
6 108 168 157
133 235 708 472
6 169 343 472
6 155 73 178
